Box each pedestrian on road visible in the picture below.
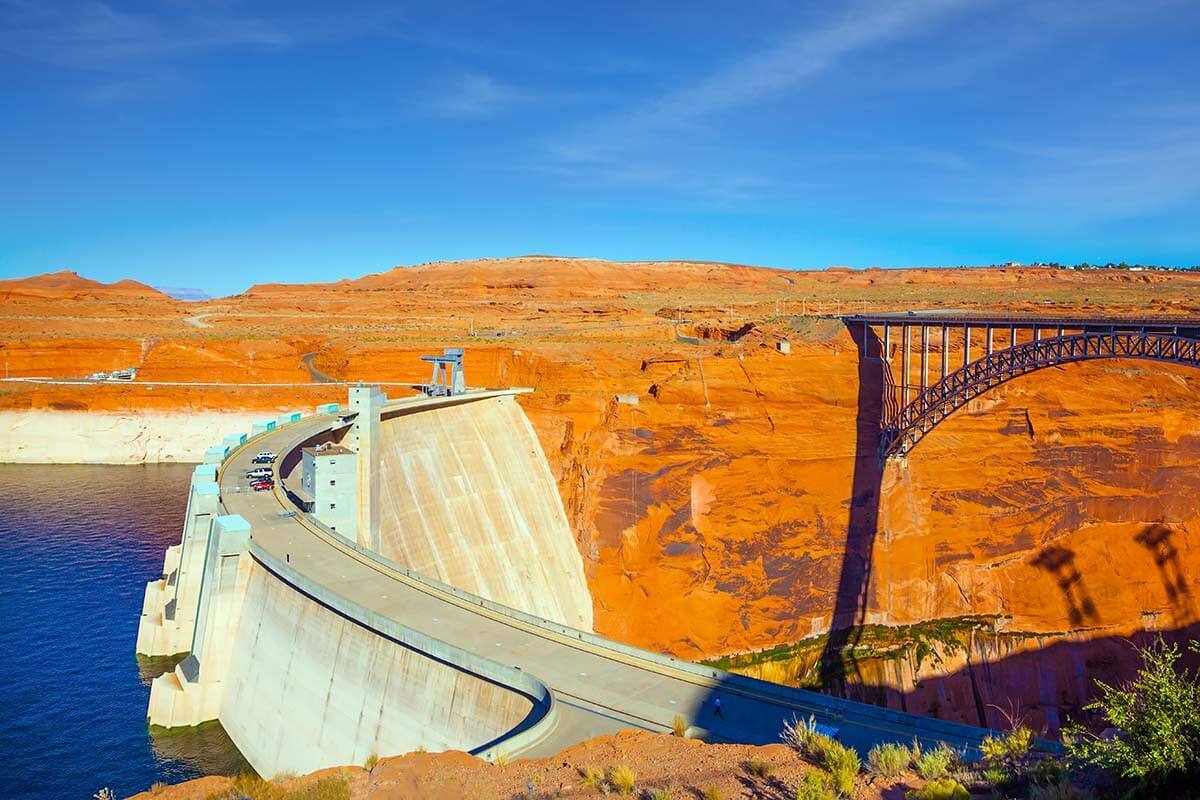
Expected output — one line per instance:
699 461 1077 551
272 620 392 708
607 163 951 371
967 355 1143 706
714 696 723 718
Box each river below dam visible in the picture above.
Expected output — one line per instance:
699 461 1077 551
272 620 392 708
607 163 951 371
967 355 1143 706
0 464 249 800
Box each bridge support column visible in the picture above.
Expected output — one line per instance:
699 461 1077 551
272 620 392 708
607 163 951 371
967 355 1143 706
941 326 949 379
137 463 223 657
148 514 253 728
920 325 929 391
902 325 911 406
986 325 994 356
962 325 970 369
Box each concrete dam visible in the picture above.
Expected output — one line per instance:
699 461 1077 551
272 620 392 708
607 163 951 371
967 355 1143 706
136 358 997 779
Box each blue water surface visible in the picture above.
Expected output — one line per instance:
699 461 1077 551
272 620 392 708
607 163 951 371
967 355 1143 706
0 464 248 800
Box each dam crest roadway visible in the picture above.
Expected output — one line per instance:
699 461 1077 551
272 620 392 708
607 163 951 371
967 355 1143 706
136 353 998 779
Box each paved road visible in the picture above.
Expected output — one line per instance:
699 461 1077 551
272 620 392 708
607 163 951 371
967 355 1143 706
218 395 997 758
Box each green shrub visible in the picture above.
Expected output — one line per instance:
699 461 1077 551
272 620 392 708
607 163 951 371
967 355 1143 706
794 771 836 800
701 786 723 800
1025 756 1066 785
1028 777 1094 800
745 758 773 778
362 752 378 771
649 791 675 800
1065 637 1200 792
822 741 861 796
981 726 1033 763
904 777 969 800
915 746 954 780
608 764 637 795
980 764 1010 788
868 742 911 777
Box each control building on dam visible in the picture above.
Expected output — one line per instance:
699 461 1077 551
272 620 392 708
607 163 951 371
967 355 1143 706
136 350 996 779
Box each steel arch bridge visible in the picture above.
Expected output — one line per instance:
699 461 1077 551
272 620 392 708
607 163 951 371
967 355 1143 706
844 313 1200 459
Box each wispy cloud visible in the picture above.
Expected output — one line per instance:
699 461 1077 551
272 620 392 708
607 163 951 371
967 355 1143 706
0 1 292 67
538 0 974 198
425 70 602 119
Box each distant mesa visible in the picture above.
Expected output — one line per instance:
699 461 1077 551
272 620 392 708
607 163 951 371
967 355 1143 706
0 269 172 300
154 286 212 302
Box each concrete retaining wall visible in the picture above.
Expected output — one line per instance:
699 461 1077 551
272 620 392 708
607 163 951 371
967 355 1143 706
219 553 545 777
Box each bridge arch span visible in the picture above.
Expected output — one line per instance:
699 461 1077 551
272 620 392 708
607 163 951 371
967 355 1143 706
885 330 1200 457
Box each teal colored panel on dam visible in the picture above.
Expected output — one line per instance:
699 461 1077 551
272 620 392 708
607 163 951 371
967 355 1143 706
215 514 251 555
223 433 247 449
194 464 218 481
316 403 340 415
276 412 302 426
195 481 220 497
203 446 227 464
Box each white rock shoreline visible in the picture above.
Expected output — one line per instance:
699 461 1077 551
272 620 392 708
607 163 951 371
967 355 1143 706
0 410 266 464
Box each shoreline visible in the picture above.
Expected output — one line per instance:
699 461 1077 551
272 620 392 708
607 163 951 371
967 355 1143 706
0 410 267 464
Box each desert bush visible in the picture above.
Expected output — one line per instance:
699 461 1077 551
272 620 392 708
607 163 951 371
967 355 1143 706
980 726 1033 763
904 777 969 800
980 764 1010 788
745 758 773 779
782 715 835 763
1065 637 1200 794
204 773 349 800
1028 777 1094 800
363 752 378 771
701 786 723 800
1025 756 1066 785
915 746 954 780
648 790 675 800
794 771 836 800
494 751 510 767
671 713 688 738
608 764 637 795
577 765 604 790
822 741 861 796
287 777 350 800
868 742 911 777
149 783 168 795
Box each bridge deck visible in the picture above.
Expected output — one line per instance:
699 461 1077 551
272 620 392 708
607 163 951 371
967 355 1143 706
845 312 1200 331
219 393 997 757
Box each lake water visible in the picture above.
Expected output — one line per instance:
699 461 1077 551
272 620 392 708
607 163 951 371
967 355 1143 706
0 464 249 800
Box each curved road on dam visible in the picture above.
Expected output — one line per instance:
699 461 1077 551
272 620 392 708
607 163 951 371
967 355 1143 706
217 391 996 758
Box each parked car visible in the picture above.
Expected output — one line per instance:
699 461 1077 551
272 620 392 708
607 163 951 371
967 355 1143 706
246 468 272 480
253 451 276 464
251 479 273 491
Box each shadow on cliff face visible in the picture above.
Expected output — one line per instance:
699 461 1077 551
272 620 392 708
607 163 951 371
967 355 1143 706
1136 523 1196 624
818 323 884 689
848 621 1200 737
1030 544 1099 627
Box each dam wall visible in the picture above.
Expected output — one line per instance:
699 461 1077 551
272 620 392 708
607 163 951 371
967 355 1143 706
376 393 593 630
219 553 543 777
137 389 565 777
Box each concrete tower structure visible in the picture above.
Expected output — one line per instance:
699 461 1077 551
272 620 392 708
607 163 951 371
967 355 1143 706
347 385 383 552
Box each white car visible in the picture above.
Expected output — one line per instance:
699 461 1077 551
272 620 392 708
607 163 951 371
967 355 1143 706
246 468 272 480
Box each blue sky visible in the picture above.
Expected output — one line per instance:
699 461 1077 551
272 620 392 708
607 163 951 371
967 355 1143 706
1 0 1198 296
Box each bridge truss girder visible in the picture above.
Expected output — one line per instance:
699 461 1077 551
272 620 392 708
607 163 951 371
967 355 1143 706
846 315 1200 459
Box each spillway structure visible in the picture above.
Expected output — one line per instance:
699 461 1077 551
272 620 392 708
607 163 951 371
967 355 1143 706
137 353 996 779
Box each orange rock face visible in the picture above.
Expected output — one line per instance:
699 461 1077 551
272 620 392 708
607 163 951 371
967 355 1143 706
4 257 1199 731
